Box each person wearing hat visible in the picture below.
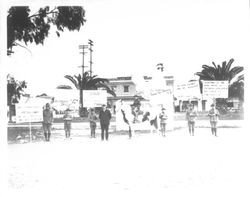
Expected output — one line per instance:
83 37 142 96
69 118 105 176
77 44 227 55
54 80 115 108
43 103 54 141
88 108 98 138
186 103 197 136
63 108 73 139
208 103 220 136
99 104 112 141
159 107 168 137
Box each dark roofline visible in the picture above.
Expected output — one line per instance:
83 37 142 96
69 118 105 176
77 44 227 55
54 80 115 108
108 76 132 81
108 75 174 81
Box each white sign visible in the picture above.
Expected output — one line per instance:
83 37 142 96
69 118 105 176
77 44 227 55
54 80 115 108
174 81 201 99
202 80 228 99
16 104 43 123
83 90 107 107
150 89 173 105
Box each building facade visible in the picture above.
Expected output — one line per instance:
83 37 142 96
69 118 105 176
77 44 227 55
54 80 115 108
106 76 242 113
106 75 174 113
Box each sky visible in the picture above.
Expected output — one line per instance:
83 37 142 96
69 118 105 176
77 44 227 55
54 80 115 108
3 0 249 96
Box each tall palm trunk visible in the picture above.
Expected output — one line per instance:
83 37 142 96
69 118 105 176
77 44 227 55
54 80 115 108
79 88 83 116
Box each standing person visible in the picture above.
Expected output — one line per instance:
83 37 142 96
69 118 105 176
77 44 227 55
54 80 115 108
208 104 220 136
159 107 168 137
186 103 197 136
88 108 98 138
43 103 53 141
99 104 112 141
63 108 73 139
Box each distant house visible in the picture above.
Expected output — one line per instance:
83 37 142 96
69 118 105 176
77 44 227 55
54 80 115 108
106 75 174 113
106 76 136 113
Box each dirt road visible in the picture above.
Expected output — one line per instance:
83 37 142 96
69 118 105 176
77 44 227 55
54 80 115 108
7 127 250 197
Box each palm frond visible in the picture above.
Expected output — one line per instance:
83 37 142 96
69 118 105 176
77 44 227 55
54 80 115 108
237 74 244 82
225 58 234 72
228 67 243 82
212 62 217 69
65 75 79 89
96 83 116 97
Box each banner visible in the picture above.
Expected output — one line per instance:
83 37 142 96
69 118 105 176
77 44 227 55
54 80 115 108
82 90 107 107
149 89 173 105
202 80 228 99
174 80 201 100
16 104 43 123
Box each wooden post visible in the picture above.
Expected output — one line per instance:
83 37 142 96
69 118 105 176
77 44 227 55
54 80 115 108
29 115 32 142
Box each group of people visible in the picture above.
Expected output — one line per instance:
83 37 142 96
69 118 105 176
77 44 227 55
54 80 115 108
42 103 112 141
87 104 112 140
186 103 220 136
42 102 220 142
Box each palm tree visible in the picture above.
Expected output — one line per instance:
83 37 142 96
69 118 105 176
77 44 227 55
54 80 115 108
195 58 243 84
64 72 116 116
195 58 244 113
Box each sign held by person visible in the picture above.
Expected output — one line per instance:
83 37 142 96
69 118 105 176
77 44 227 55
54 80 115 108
83 90 107 107
202 80 228 99
174 80 201 99
15 104 43 123
15 103 44 142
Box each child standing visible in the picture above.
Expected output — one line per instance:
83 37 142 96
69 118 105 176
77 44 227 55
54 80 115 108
63 108 73 139
186 104 198 136
88 108 98 138
159 107 168 137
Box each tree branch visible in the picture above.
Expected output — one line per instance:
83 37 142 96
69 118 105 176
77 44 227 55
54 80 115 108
14 42 33 56
29 7 58 18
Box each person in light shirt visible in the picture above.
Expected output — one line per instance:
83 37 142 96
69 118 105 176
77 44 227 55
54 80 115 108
63 108 73 139
159 107 168 137
186 103 197 136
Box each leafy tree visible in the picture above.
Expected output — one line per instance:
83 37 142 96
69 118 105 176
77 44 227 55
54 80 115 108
7 75 27 122
7 6 86 55
195 58 244 113
64 72 116 116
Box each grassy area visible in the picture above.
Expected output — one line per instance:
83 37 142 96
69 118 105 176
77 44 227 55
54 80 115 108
8 126 44 143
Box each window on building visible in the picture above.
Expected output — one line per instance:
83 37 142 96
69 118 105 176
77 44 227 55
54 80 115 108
227 102 234 108
123 85 129 92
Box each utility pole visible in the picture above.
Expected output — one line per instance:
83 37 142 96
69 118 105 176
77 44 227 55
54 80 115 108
79 44 88 77
88 39 93 77
78 44 88 117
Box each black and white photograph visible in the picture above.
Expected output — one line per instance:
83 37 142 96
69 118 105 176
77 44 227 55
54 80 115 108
0 0 249 196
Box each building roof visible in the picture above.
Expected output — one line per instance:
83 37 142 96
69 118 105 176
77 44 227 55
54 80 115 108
108 75 174 83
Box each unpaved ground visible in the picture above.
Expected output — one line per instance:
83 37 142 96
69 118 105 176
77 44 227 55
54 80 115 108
7 127 250 197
